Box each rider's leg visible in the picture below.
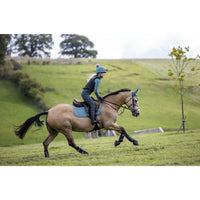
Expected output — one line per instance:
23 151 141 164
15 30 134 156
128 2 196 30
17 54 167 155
81 90 100 125
89 103 100 125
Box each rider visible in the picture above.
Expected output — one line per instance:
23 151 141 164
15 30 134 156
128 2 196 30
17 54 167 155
81 64 107 125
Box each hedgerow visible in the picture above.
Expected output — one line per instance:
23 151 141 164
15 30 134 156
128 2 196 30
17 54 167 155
11 70 48 110
0 60 14 78
0 58 48 111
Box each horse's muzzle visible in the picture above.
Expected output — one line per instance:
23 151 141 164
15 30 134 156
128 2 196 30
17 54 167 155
132 110 140 117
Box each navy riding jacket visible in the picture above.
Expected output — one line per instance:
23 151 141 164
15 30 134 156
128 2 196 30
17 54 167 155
83 75 101 98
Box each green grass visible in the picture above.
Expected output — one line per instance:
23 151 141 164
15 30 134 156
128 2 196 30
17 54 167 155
0 130 199 166
0 80 44 146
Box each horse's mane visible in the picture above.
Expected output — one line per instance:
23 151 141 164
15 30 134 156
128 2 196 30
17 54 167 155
103 89 131 99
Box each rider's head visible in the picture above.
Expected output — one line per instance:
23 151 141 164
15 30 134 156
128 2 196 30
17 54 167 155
96 64 107 78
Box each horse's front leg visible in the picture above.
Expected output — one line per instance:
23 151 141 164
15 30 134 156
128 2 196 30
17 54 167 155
114 133 125 147
121 127 139 145
107 123 139 146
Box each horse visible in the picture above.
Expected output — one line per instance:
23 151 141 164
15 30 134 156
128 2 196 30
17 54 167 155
14 88 140 157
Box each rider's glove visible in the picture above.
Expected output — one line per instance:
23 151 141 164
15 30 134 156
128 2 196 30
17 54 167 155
98 97 103 102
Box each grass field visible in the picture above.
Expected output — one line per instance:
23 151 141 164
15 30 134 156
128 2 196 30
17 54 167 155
0 130 199 166
0 58 200 166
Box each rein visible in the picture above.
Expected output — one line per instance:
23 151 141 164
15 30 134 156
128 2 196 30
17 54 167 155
102 97 133 116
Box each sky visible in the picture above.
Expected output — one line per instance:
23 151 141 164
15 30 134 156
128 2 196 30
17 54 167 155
52 34 200 59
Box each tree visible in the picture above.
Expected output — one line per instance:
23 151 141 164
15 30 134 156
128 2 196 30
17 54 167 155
168 46 200 132
0 34 7 66
5 34 14 56
59 34 97 58
13 34 54 57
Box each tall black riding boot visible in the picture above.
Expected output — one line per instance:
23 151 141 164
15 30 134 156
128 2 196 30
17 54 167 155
90 107 100 125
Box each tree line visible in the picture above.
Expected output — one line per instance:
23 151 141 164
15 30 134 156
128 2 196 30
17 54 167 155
0 34 97 63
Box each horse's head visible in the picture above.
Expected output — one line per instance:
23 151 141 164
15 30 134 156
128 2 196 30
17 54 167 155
125 89 140 117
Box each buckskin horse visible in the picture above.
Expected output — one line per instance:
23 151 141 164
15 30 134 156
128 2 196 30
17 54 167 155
15 89 140 157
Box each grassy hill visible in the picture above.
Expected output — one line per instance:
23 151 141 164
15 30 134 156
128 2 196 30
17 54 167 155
134 59 200 102
0 59 200 148
0 80 47 146
22 59 200 131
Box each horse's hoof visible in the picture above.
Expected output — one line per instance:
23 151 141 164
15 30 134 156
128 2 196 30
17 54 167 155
81 149 88 154
77 147 89 154
114 140 120 147
133 140 139 145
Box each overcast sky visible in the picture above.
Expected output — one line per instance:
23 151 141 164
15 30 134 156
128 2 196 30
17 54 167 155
52 34 200 59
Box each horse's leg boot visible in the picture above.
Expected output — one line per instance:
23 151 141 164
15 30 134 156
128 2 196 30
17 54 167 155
44 150 50 158
77 146 88 154
114 134 125 147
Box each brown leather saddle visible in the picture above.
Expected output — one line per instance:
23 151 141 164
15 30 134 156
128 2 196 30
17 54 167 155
73 97 100 113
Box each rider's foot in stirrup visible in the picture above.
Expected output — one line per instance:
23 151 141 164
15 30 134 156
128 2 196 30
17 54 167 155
91 120 101 125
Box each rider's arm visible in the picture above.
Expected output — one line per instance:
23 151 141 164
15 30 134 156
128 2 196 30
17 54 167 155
94 78 101 99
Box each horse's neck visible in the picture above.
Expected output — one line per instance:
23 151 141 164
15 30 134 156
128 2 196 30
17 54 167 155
104 92 128 110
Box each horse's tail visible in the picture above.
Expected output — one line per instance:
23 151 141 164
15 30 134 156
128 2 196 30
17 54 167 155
14 111 48 139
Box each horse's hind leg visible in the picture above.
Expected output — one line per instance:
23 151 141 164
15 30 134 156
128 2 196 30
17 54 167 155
63 128 88 154
43 124 58 158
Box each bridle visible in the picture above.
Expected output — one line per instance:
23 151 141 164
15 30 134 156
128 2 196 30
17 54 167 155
102 93 139 116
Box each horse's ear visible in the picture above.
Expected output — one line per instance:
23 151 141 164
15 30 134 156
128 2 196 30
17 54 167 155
132 88 139 96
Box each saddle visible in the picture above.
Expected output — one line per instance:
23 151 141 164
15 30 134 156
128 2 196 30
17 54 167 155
73 97 100 113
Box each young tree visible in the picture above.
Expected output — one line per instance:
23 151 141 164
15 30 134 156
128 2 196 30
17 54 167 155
168 46 200 132
59 34 97 58
13 34 54 57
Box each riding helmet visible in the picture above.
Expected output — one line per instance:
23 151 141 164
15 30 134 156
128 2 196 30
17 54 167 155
96 64 107 74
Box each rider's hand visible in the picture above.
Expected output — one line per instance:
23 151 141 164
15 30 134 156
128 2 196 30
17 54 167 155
98 97 103 102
